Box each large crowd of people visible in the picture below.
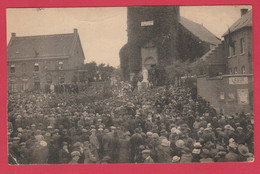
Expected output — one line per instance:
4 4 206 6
7 81 254 164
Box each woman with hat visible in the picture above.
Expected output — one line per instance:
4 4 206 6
173 139 185 157
157 139 172 163
237 144 250 162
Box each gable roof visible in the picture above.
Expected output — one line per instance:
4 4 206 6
7 31 79 60
222 10 252 37
179 16 221 45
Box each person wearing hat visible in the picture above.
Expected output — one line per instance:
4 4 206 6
110 130 120 163
18 142 29 164
48 114 56 129
192 147 201 163
245 125 254 154
225 142 240 162
96 128 104 159
200 148 214 163
33 141 49 164
118 131 131 164
174 139 185 157
100 156 111 164
83 141 97 164
80 128 89 142
224 124 235 141
89 129 100 160
102 129 112 157
180 147 193 163
145 132 153 146
234 127 246 145
238 145 250 162
69 151 81 164
214 146 227 162
142 149 154 163
58 142 70 164
34 129 44 142
157 139 172 163
172 156 180 163
129 128 143 163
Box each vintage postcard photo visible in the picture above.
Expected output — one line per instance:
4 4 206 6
6 6 253 164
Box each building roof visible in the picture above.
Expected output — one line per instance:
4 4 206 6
180 17 221 45
222 10 252 37
7 30 79 60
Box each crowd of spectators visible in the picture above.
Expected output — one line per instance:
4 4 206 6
7 82 254 164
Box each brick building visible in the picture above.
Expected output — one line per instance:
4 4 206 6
197 9 253 114
7 29 85 92
120 6 221 80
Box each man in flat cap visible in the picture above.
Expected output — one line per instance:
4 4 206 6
89 129 100 160
69 151 80 164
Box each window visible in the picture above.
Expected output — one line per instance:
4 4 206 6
233 41 236 56
10 65 15 73
229 68 233 75
240 38 245 54
59 61 63 70
228 41 236 57
9 82 16 92
22 79 28 91
34 63 39 72
234 67 238 74
242 66 246 74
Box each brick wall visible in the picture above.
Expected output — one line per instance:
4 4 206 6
197 75 253 114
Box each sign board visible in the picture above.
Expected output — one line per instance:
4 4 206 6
229 77 248 85
220 92 225 100
237 89 249 105
141 20 154 26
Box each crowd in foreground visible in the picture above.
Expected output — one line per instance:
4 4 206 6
7 82 254 164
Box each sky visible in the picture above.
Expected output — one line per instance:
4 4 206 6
6 5 252 67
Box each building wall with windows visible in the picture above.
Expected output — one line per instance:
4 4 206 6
196 9 253 114
7 29 85 92
225 27 252 75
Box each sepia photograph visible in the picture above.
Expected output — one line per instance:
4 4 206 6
6 5 254 165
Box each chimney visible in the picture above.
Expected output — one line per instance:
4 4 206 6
241 9 248 17
11 33 16 37
74 28 78 34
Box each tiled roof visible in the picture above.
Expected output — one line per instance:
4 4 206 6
222 10 252 37
180 16 221 45
7 32 77 60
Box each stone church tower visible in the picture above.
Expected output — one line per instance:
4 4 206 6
120 6 180 80
120 6 221 80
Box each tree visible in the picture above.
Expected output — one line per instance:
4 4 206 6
149 64 167 86
165 60 191 85
80 61 115 82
